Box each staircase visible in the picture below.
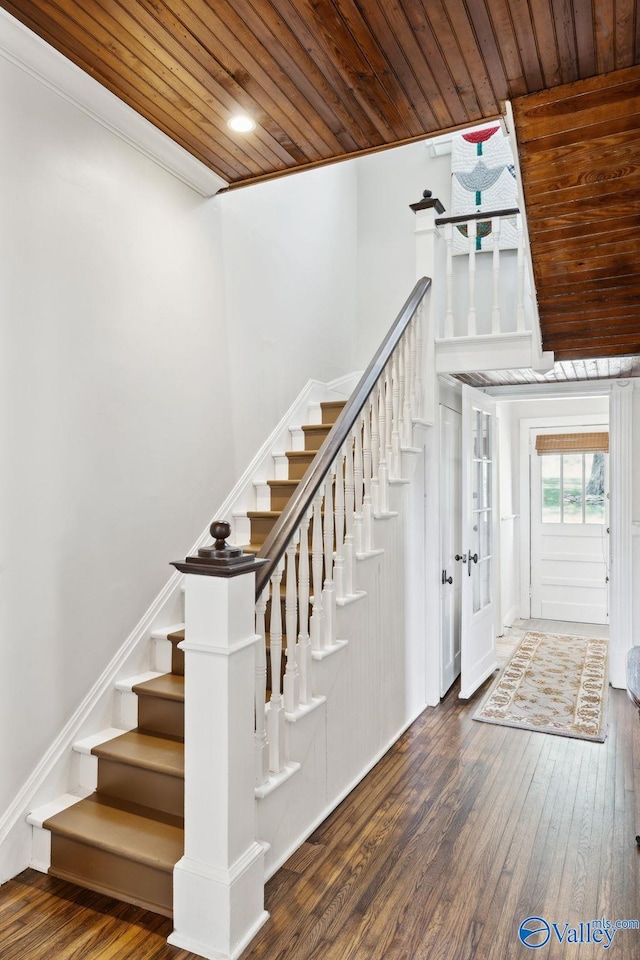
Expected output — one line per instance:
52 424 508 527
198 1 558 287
23 278 432 960
27 399 345 917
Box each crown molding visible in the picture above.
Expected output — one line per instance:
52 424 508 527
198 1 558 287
0 7 228 197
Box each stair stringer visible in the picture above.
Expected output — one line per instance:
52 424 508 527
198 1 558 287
0 374 358 886
256 434 430 879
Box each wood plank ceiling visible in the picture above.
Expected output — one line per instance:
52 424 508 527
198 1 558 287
512 67 640 362
2 0 640 367
2 0 639 189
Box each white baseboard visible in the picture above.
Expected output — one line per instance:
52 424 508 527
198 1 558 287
502 604 520 629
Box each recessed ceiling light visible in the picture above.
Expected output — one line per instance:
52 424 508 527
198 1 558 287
228 114 256 133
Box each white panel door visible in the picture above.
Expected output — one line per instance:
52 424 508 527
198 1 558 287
460 386 498 699
440 404 462 696
531 440 609 624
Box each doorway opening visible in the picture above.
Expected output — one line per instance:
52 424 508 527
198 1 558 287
438 387 612 700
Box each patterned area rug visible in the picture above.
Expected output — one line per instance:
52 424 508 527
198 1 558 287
474 631 608 741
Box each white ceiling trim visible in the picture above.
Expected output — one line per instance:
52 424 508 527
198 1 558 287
0 7 228 198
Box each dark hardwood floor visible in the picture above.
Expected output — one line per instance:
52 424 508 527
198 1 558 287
2 682 639 960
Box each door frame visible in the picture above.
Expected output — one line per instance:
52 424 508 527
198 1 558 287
518 412 608 620
439 401 462 697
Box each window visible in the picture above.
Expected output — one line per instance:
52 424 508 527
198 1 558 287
541 451 606 524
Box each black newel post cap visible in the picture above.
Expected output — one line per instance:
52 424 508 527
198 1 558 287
199 520 243 560
171 520 269 578
409 189 445 215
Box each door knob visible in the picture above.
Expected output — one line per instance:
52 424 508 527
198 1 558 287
467 552 478 576
441 569 453 585
455 553 466 562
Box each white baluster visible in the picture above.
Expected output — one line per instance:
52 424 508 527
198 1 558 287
402 330 413 446
391 352 401 480
283 534 300 714
322 468 336 647
377 380 389 514
254 586 269 787
467 219 477 336
309 491 325 653
344 435 355 596
362 402 374 552
370 393 380 516
414 304 424 420
353 418 364 555
334 449 346 599
491 215 502 334
267 558 286 774
297 510 311 703
516 213 526 332
399 334 409 447
444 221 454 337
409 316 418 421
385 363 393 479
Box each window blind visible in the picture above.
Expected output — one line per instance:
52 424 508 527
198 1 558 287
535 432 609 455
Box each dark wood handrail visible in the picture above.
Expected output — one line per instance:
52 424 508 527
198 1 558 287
435 207 519 226
255 276 432 599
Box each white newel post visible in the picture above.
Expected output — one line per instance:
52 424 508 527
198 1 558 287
169 522 269 960
410 190 443 425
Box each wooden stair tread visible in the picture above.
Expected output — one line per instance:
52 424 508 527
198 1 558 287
44 796 183 871
133 673 184 702
91 730 184 777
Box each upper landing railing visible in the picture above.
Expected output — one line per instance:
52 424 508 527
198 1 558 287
435 207 530 340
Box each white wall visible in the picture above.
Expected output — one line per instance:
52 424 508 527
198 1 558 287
354 141 451 363
631 389 640 648
219 164 359 476
496 402 519 627
0 52 236 824
504 394 610 512
0 31 372 859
